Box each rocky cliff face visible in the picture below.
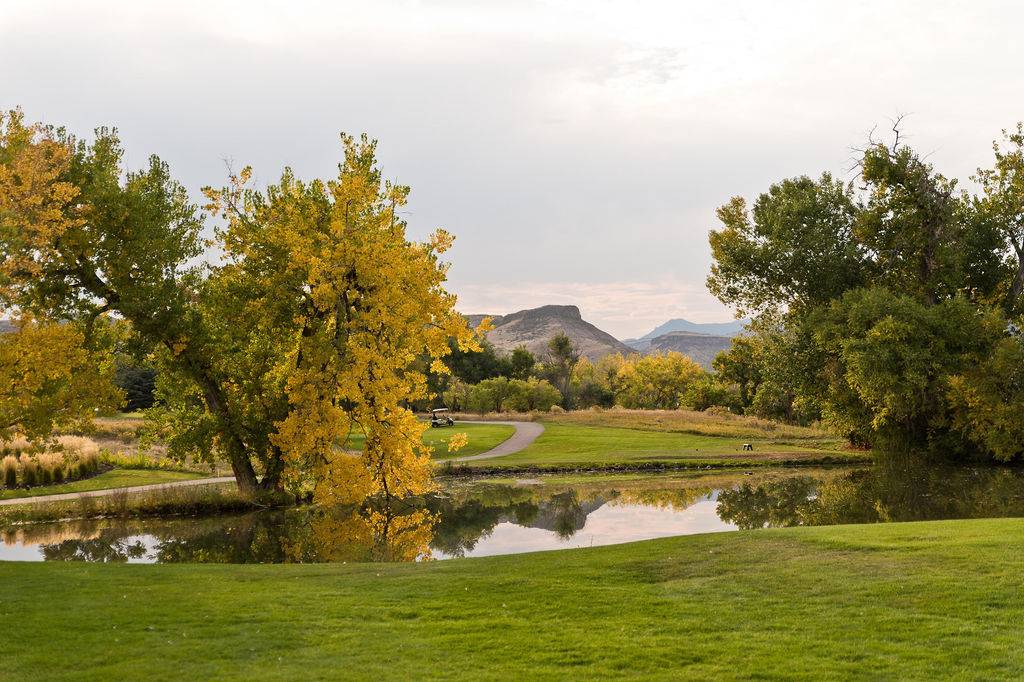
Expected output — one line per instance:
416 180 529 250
463 306 735 367
465 305 634 361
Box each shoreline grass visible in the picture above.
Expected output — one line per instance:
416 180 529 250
440 454 868 477
0 469 207 500
0 482 249 525
0 518 1020 679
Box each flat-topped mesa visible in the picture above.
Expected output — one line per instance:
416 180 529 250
502 304 582 323
463 304 632 361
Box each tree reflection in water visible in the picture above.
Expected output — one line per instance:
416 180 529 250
717 457 1024 529
22 461 1024 563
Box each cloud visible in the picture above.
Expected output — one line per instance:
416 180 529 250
3 0 1023 339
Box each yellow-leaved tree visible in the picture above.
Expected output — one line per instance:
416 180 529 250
0 109 476 500
0 318 122 442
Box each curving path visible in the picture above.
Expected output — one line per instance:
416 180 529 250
449 420 544 462
0 476 235 507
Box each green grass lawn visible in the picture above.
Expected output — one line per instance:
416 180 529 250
344 422 515 459
1 518 1021 679
0 469 207 500
461 422 860 470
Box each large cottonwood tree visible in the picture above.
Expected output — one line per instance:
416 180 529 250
0 110 475 499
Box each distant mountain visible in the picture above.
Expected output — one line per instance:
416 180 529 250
643 331 733 369
638 318 748 341
623 318 748 352
465 305 633 361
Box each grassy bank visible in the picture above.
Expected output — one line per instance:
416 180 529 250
452 422 863 472
0 469 206 500
1 518 1020 679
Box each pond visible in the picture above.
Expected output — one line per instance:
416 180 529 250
2 460 1023 563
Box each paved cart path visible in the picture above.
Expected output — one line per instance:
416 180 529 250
449 421 544 462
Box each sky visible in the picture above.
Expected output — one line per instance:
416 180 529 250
2 1 1023 338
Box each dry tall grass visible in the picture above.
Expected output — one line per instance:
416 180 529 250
37 453 63 485
90 417 146 442
0 437 33 457
0 437 102 490
55 435 101 457
1 455 18 488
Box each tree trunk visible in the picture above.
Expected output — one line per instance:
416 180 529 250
227 450 260 496
1009 240 1024 311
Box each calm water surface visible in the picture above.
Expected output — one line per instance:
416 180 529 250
2 461 1023 563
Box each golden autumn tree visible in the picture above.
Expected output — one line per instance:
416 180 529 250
0 109 476 499
0 318 122 442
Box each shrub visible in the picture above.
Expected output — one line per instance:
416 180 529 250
80 451 99 476
99 451 194 473
52 459 66 484
1 455 17 488
38 458 53 485
38 453 65 486
21 459 39 487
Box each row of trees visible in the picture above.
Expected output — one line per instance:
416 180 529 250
443 337 740 415
707 122 1024 461
443 377 563 413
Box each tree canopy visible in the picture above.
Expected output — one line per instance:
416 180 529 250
708 125 1024 460
0 110 476 498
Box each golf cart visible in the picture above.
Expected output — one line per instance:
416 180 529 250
430 408 455 428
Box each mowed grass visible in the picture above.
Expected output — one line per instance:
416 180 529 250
343 422 515 459
0 469 206 500
544 408 829 440
2 518 1021 679
462 422 859 469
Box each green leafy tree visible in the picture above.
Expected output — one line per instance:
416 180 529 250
975 123 1024 315
708 125 1020 457
708 174 864 317
444 338 506 384
543 333 580 408
807 289 1002 450
505 346 536 380
505 378 562 412
948 334 1024 461
712 336 762 409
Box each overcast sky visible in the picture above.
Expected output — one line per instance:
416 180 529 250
3 1 1023 337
